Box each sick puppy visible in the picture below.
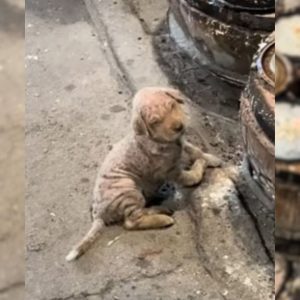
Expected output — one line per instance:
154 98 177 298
66 87 221 261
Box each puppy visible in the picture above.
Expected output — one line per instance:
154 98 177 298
66 87 221 261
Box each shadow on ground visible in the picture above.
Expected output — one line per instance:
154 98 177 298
0 0 24 37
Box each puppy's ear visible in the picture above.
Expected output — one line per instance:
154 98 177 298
132 113 147 135
165 92 185 104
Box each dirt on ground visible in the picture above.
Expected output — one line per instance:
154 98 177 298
25 0 274 299
0 0 25 299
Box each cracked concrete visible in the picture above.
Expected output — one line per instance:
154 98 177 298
26 0 274 299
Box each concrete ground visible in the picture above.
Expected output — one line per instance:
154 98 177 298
0 0 24 300
26 0 274 299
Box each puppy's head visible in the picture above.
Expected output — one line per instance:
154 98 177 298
132 87 186 143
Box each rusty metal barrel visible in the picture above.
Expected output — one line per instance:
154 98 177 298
275 8 300 240
276 156 300 240
276 104 300 239
168 0 274 85
240 33 275 208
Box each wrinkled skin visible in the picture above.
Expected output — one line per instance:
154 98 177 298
66 87 222 261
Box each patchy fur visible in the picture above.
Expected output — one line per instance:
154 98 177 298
66 87 221 261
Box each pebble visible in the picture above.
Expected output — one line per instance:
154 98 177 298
27 55 39 61
107 236 120 247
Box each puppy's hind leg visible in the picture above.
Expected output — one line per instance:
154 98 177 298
178 158 207 187
124 208 174 230
183 141 222 167
65 218 105 262
202 152 223 168
146 205 175 216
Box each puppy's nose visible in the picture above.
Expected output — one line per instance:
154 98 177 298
174 123 184 133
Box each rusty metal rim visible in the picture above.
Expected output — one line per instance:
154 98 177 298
248 33 275 143
167 9 247 86
248 77 275 143
241 156 274 210
256 41 275 88
240 95 275 205
275 53 293 96
218 0 275 12
183 0 275 30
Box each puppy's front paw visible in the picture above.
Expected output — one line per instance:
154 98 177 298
182 178 202 187
202 153 223 168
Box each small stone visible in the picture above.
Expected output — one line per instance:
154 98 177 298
27 242 46 252
109 105 126 113
107 236 120 247
80 177 89 183
27 55 39 61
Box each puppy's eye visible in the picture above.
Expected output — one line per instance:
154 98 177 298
149 116 161 127
150 120 161 127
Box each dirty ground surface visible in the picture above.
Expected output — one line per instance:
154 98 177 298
26 0 274 299
0 0 24 300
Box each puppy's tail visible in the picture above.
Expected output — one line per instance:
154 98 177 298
65 218 105 262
